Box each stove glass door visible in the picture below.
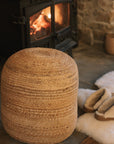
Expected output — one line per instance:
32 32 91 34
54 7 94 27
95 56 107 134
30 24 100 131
55 3 70 32
30 6 51 42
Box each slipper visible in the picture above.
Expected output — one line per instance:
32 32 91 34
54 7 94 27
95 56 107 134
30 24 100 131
95 97 114 121
78 88 96 109
83 88 111 112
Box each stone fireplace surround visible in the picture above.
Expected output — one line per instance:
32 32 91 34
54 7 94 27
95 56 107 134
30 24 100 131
77 0 114 46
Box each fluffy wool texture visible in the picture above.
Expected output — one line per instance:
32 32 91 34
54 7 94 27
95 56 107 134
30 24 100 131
76 113 114 144
95 71 114 94
78 88 96 109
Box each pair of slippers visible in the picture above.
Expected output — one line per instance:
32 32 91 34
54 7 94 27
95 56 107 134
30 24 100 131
83 88 114 121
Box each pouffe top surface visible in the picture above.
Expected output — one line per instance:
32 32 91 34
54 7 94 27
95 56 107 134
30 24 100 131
4 47 76 75
2 47 78 90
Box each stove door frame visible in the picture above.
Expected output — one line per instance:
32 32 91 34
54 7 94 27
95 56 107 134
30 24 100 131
24 0 76 51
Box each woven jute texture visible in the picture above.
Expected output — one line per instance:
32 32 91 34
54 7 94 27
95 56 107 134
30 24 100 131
1 48 79 144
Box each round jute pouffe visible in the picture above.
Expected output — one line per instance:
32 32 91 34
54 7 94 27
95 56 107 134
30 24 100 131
1 48 79 144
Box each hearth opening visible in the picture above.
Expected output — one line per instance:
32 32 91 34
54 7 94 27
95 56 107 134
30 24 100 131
30 3 70 42
30 6 51 41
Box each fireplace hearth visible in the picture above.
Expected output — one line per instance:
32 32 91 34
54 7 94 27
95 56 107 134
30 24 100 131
1 0 78 56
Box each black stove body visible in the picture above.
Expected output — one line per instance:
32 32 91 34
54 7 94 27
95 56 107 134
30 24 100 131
1 0 77 56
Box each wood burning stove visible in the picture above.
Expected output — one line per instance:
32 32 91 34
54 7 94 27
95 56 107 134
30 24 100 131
1 0 77 56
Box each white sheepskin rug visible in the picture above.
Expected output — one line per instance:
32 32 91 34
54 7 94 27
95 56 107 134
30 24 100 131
78 88 96 109
95 71 114 94
76 113 114 144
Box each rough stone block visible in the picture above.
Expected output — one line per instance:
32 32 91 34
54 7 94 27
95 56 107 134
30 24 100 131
93 30 105 41
77 2 85 10
90 21 112 31
109 10 114 24
94 10 110 23
77 0 114 45
97 0 112 11
78 28 94 45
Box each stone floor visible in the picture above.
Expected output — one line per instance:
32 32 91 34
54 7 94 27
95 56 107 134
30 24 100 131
0 42 114 144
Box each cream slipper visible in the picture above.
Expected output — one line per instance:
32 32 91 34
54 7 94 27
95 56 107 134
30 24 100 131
95 97 114 121
78 88 96 109
83 88 111 112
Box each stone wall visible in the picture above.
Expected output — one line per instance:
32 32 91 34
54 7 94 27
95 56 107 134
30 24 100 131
77 0 114 46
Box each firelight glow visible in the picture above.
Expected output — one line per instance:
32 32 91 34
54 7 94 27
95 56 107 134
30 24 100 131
48 13 51 19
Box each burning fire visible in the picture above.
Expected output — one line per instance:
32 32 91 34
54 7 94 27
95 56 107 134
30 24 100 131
30 5 64 37
30 8 51 35
30 14 51 35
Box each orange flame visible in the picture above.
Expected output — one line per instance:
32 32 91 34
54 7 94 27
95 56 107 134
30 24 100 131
30 13 51 35
30 5 64 36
